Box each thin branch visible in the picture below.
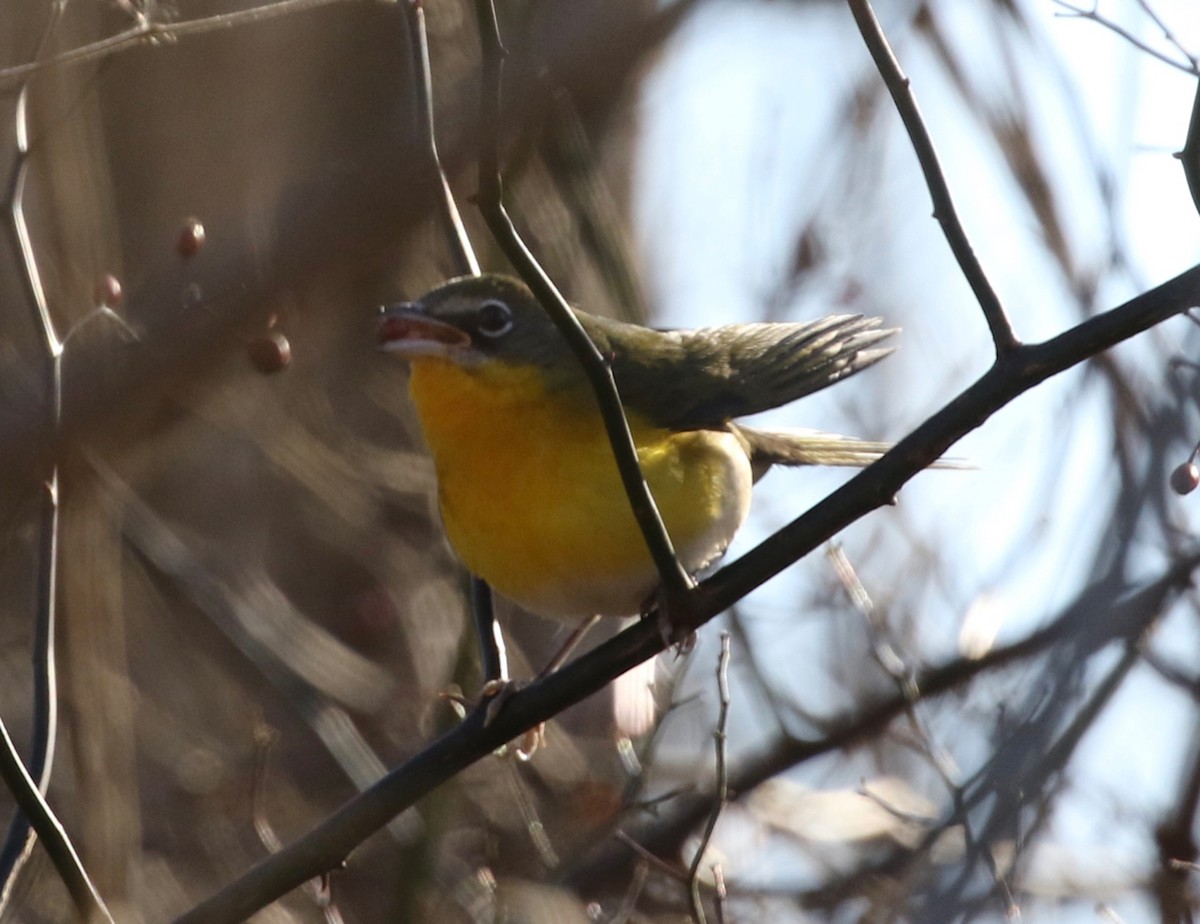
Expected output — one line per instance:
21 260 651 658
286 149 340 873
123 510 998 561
0 22 65 912
827 544 957 788
613 831 687 881
251 725 348 924
0 713 112 923
1135 0 1200 71
847 0 1018 355
399 0 509 683
610 857 650 924
711 863 727 924
0 0 371 88
470 0 695 618
0 480 59 900
908 635 1141 921
502 759 559 868
402 0 481 278
1052 1 1200 75
687 632 731 924
828 544 915 696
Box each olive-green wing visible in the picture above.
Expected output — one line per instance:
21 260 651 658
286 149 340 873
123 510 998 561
582 313 896 430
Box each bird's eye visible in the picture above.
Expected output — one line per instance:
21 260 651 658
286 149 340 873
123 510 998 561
476 299 514 338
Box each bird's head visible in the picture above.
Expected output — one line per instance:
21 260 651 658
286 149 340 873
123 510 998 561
378 274 575 371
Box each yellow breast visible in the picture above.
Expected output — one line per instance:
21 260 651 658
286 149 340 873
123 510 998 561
407 356 751 619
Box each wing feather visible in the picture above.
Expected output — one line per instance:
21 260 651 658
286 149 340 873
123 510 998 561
581 313 896 430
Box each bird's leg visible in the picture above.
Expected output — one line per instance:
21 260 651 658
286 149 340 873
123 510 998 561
535 613 602 680
471 576 507 684
479 613 602 732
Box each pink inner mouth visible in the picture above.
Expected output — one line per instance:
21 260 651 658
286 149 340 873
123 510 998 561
378 313 469 347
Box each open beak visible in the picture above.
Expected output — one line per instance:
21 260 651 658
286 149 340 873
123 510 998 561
378 302 471 358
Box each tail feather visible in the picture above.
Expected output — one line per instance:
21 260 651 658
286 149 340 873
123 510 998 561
735 424 966 481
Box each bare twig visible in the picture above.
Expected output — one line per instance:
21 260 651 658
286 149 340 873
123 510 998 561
0 17 65 912
0 714 112 923
827 544 915 697
827 545 957 788
711 863 727 924
252 724 348 924
399 0 510 684
1052 1 1200 75
536 615 602 679
613 830 687 881
0 0 371 87
610 858 650 924
1135 0 1200 70
502 760 559 868
687 633 731 924
470 0 695 619
402 0 481 278
908 635 1142 921
0 481 59 905
252 724 285 856
847 0 1018 355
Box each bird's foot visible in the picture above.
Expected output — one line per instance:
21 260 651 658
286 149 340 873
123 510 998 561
658 612 697 655
440 680 546 758
439 678 522 724
477 677 524 726
479 680 546 759
642 586 697 652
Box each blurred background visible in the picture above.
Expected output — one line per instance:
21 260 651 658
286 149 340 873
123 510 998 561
1 0 1199 921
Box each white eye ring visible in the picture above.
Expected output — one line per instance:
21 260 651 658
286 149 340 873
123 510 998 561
477 299 514 338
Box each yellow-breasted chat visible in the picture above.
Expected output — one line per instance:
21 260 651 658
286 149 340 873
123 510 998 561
379 273 897 622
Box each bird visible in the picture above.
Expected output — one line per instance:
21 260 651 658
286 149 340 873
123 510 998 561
379 273 898 622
